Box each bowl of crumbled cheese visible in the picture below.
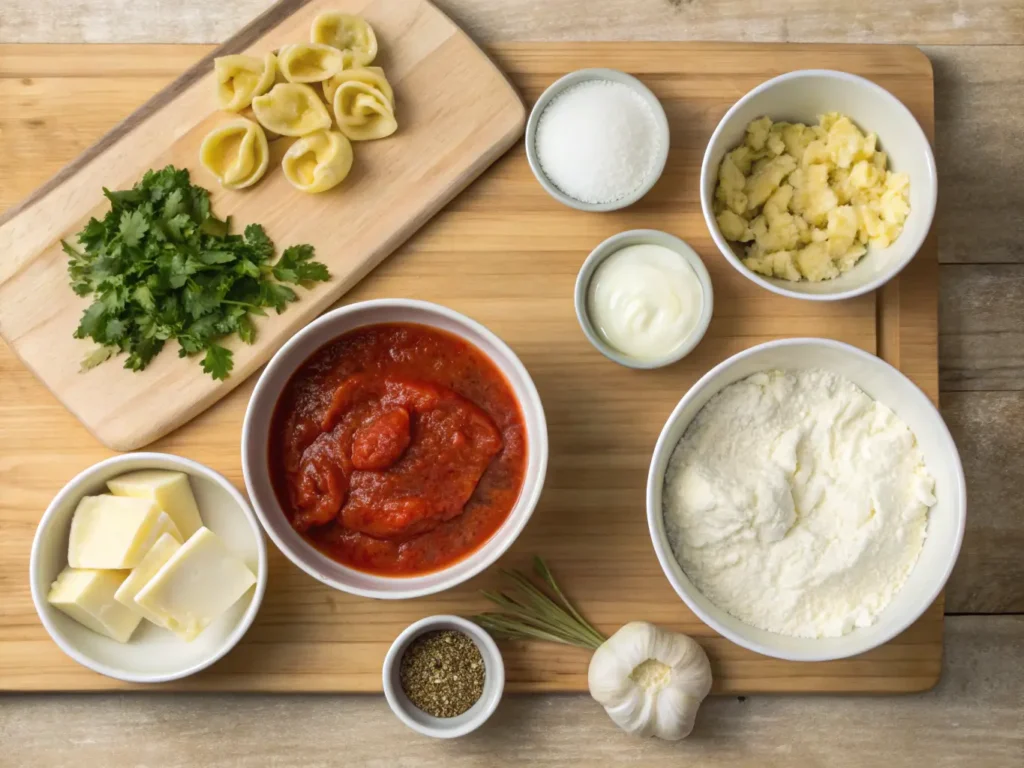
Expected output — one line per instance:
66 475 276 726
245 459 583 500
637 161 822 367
700 69 937 301
526 68 670 212
646 338 965 661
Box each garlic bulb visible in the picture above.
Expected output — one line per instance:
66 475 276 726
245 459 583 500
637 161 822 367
588 621 712 741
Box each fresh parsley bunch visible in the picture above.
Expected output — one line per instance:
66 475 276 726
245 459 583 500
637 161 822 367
62 165 330 380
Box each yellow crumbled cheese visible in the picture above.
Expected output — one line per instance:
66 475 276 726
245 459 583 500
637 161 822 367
714 113 911 282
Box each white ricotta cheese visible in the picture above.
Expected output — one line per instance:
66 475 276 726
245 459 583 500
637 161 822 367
663 369 936 638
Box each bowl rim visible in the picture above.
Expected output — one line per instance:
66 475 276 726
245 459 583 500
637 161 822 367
645 338 967 661
29 451 268 684
574 228 714 369
241 298 549 600
699 68 938 302
382 614 505 738
525 67 671 212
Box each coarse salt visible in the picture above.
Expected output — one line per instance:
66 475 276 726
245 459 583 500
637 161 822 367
535 79 662 205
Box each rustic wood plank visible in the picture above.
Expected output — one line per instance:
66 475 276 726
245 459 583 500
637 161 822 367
940 265 1024 391
0 615 1020 766
4 0 1024 45
928 46 1024 265
942 392 1024 613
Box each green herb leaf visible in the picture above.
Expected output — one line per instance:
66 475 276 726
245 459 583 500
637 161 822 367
201 344 233 380
236 314 256 344
260 281 297 313
119 209 149 247
80 345 115 371
75 302 107 339
274 244 331 284
243 223 274 262
63 165 330 379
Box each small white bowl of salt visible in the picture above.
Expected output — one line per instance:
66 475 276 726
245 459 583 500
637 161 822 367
526 68 670 212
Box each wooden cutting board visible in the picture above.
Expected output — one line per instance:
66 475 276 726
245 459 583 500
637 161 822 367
0 0 525 451
0 42 940 693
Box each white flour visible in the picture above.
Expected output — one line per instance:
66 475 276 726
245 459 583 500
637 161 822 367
663 369 936 638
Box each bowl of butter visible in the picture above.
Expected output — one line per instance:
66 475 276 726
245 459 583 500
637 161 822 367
30 452 267 683
700 68 937 301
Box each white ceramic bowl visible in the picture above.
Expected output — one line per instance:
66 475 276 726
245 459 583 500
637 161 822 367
382 615 504 738
700 70 937 301
526 68 670 212
647 339 966 661
30 452 267 683
574 229 714 369
242 299 549 600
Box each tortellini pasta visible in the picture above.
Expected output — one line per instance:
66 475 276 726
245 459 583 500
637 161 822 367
199 117 270 190
203 13 395 192
214 52 277 112
322 66 394 110
278 43 345 84
332 81 398 141
282 130 354 193
252 83 332 137
241 107 280 141
310 12 378 67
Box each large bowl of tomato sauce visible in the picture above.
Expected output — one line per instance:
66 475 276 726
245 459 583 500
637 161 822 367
241 299 548 599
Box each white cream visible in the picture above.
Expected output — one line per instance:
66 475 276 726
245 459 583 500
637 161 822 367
587 243 703 361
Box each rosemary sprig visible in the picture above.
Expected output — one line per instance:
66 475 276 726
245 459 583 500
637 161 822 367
472 556 606 651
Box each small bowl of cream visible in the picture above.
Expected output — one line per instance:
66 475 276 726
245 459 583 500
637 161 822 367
575 230 713 369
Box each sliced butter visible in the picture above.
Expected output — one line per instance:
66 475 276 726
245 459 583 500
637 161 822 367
114 533 182 627
107 470 203 539
135 527 256 642
68 495 181 569
47 567 143 643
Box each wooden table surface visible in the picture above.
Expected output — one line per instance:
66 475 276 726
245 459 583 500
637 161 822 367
1 1 1022 765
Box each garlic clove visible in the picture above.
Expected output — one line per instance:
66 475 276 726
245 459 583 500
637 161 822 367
652 686 701 741
667 633 714 701
601 686 657 738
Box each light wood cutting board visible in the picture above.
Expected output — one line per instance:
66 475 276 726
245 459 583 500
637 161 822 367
0 0 525 451
0 42 939 693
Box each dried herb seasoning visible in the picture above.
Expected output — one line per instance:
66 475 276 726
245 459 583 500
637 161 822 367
399 629 485 718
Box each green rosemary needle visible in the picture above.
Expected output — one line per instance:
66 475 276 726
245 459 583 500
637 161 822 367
472 557 606 651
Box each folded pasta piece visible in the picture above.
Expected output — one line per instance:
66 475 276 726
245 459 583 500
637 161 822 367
214 52 277 111
199 117 270 190
282 130 354 193
332 81 397 141
241 107 280 140
310 12 378 67
252 83 332 137
322 66 394 110
278 42 345 83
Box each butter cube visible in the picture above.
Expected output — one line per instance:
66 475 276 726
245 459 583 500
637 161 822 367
135 527 256 642
47 567 143 643
68 495 181 569
114 533 182 627
107 470 203 539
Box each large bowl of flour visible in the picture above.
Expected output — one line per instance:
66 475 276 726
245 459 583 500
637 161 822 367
646 338 965 661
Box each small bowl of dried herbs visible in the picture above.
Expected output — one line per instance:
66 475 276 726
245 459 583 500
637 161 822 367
382 614 504 738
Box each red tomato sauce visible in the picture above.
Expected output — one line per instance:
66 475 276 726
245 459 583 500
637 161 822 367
269 322 527 576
